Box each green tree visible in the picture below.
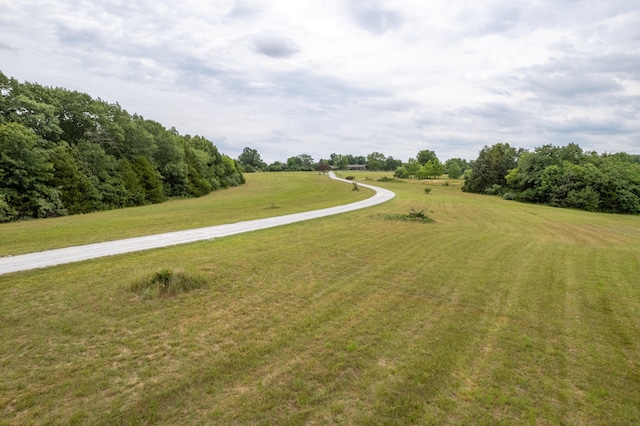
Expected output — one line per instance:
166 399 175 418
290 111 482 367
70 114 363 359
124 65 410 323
118 159 146 206
267 161 285 172
75 140 128 209
131 156 165 204
462 143 521 193
447 162 462 179
417 158 444 179
300 154 314 170
0 122 66 218
50 143 102 214
366 152 386 170
238 147 266 171
444 158 469 178
416 149 437 165
286 156 302 171
393 166 407 178
148 123 189 197
384 156 402 171
404 158 421 177
0 72 245 221
183 142 212 197
329 153 349 170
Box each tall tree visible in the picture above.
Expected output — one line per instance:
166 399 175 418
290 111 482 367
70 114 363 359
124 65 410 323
238 147 266 171
0 122 65 219
416 149 437 165
50 143 102 214
462 143 521 193
366 152 386 170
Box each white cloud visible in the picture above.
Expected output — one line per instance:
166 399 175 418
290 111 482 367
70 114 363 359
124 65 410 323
1 0 639 163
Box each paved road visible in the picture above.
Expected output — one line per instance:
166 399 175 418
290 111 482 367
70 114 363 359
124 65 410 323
0 173 395 275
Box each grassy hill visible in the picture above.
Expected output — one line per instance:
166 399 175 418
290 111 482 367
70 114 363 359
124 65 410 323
1 172 639 424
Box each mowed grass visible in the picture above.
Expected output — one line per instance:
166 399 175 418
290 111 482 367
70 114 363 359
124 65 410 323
0 172 371 256
1 172 639 424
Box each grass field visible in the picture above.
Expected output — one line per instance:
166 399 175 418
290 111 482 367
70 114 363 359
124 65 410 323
1 172 639 424
0 172 372 256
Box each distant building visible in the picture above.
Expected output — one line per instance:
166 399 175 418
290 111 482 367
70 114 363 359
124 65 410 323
347 164 367 171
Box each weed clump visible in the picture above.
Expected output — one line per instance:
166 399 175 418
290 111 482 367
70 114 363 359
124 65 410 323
352 182 359 191
131 268 208 299
382 208 435 223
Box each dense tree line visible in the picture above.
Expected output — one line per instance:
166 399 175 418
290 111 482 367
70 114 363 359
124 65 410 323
237 148 427 174
0 72 244 222
237 146 470 179
462 142 640 214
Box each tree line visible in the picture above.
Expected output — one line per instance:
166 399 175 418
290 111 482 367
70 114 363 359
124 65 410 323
237 148 404 173
462 142 640 214
237 147 469 178
0 72 244 223
238 142 640 215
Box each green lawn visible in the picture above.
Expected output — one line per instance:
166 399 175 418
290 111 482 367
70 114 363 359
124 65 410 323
0 172 372 256
1 172 639 424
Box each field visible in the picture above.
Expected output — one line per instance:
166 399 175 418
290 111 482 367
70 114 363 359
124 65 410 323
1 172 639 424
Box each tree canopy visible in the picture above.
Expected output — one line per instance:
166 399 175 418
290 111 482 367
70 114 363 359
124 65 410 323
0 71 244 222
237 147 266 172
463 142 640 214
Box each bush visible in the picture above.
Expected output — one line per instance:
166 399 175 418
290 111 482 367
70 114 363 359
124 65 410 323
345 176 355 180
352 182 359 191
503 192 517 200
485 184 503 195
131 268 208 299
424 188 432 194
382 208 435 223
409 208 426 218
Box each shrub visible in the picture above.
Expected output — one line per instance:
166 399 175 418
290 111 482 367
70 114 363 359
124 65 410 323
131 268 208 299
485 184 503 195
382 208 435 223
503 192 517 200
352 182 359 191
424 188 432 194
381 209 435 223
345 176 355 180
408 208 426 219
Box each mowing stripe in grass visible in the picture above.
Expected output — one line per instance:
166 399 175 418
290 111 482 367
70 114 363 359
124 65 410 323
1 173 639 424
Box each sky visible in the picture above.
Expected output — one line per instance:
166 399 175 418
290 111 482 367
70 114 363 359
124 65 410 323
1 0 639 163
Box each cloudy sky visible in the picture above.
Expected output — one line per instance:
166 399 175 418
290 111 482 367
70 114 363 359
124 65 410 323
1 0 639 162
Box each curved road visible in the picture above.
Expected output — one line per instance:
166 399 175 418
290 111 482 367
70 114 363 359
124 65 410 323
0 173 395 275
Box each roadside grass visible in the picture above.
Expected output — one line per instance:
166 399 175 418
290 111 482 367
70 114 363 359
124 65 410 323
1 172 639 424
0 172 371 256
